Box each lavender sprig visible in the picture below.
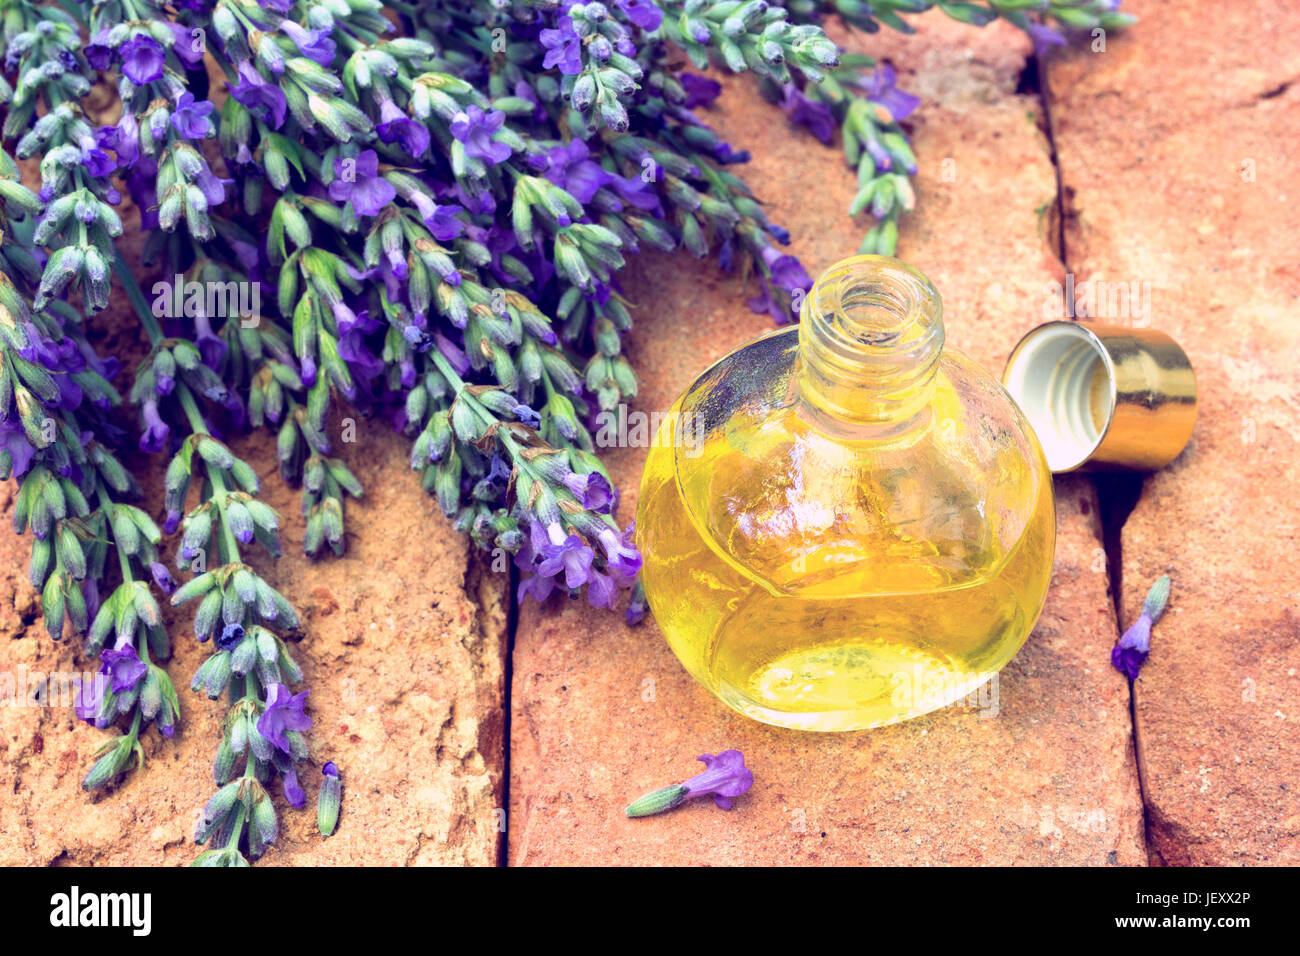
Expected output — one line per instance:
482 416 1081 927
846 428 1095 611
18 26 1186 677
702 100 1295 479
2 3 122 313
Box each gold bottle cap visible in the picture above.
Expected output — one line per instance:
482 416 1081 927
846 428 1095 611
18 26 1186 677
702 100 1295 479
1002 321 1197 473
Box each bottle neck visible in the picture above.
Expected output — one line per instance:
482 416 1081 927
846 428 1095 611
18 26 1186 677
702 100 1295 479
797 255 944 437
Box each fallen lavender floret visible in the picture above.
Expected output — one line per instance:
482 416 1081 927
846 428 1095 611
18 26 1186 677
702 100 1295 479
625 750 755 817
1111 574 1172 680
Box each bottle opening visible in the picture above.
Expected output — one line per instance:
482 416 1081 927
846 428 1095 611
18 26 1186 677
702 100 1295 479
798 256 944 431
1003 322 1115 472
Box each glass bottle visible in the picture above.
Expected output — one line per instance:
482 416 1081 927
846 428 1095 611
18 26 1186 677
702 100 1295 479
636 256 1056 731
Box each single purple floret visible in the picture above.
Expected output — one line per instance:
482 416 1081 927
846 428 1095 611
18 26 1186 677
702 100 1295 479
217 622 245 651
1027 21 1068 57
563 471 613 511
150 562 178 596
617 0 663 31
540 17 583 75
101 642 148 694
376 99 430 159
780 84 835 145
279 20 336 66
1111 575 1171 680
682 750 754 809
537 532 595 590
282 764 306 808
328 150 396 217
139 398 169 453
120 35 165 85
860 63 921 123
680 72 722 109
450 106 512 166
229 61 287 129
170 92 215 139
257 683 313 754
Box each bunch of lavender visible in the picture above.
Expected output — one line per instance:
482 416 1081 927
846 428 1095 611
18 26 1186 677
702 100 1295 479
0 141 178 786
0 0 1129 865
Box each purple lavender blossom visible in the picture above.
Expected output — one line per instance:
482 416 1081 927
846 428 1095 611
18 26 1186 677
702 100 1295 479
517 572 557 604
217 622 245 652
450 107 512 166
282 765 306 809
139 399 170 453
81 143 117 177
376 100 430 158
101 643 148 693
150 562 178 596
74 674 110 727
540 17 583 75
562 471 612 511
680 72 722 108
279 20 336 66
328 150 396 216
1027 21 1068 57
171 92 215 139
257 683 313 754
595 524 641 579
860 63 921 123
539 139 616 204
1111 575 1172 680
585 569 616 608
120 36 166 85
164 21 206 69
780 84 836 144
617 0 663 31
537 532 595 589
229 61 288 128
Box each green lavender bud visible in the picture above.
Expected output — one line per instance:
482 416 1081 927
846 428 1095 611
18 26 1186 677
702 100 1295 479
29 535 51 588
42 571 66 639
214 737 236 785
194 588 223 642
196 780 242 843
450 398 482 442
57 525 85 579
318 764 342 837
1142 575 1172 622
82 737 134 792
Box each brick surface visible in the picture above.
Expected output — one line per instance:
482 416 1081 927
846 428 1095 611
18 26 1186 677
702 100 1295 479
1048 0 1300 864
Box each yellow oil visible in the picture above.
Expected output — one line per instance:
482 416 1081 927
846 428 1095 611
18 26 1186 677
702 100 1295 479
636 368 1055 732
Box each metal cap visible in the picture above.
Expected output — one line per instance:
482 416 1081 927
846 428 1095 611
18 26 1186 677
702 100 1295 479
1002 321 1197 473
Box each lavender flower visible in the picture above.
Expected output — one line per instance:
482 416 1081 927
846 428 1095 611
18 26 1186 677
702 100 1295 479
101 643 148 693
120 36 165 85
450 107 512 165
279 20 336 66
229 61 287 128
170 93 215 139
376 100 430 158
329 151 395 216
540 17 583 75
860 64 921 123
1112 575 1172 680
780 84 836 144
257 683 313 755
617 0 663 31
625 750 755 817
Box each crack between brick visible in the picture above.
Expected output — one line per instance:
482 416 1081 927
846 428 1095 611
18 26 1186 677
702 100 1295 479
1033 52 1155 865
500 561 519 867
